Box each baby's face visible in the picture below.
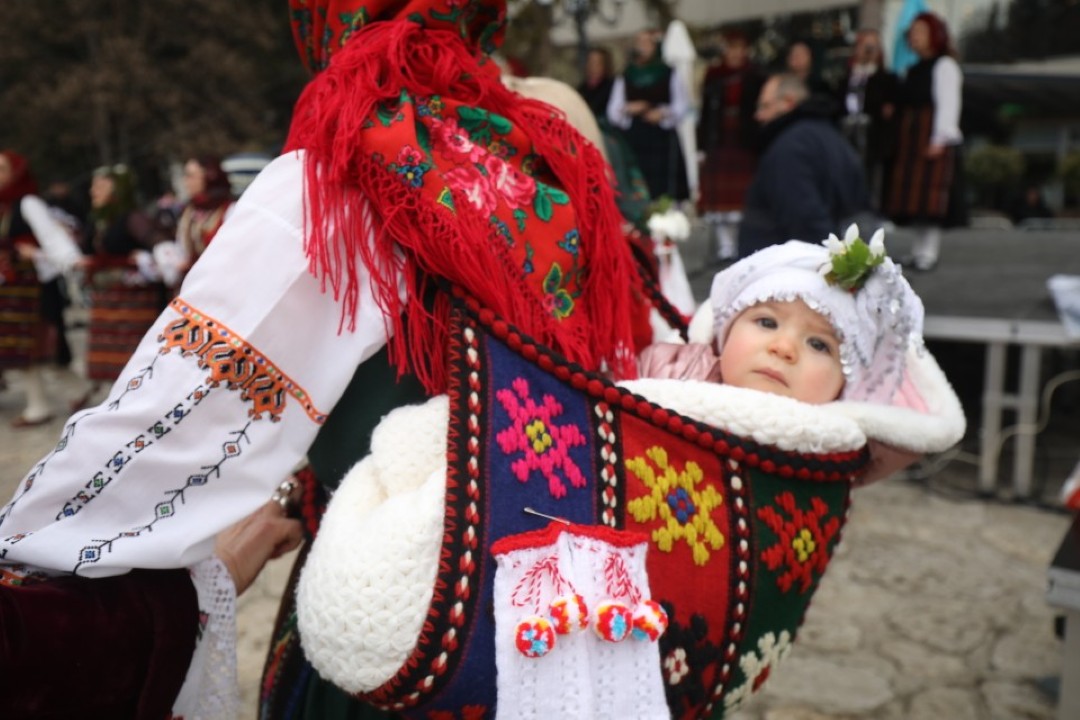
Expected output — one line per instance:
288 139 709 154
719 299 844 404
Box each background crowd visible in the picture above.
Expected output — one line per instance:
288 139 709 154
575 11 970 273
0 152 236 427
0 9 975 431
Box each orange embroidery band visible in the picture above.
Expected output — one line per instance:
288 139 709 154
158 298 327 424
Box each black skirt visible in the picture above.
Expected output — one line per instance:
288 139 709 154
884 106 968 227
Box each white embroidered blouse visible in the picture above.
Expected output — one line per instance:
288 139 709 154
18 195 84 283
605 64 692 132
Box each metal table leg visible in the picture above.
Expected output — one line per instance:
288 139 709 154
1013 344 1043 498
1060 610 1080 720
979 342 1007 494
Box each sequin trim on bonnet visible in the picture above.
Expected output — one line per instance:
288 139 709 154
709 227 925 404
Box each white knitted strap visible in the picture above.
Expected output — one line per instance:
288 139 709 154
493 527 669 720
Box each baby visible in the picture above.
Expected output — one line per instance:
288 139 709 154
640 227 925 408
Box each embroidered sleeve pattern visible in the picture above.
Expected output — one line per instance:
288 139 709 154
0 355 164 531
73 422 253 572
159 298 327 425
56 383 216 523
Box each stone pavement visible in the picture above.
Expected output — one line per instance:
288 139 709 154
0 226 1073 718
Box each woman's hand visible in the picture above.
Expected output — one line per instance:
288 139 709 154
14 242 38 262
643 107 667 125
215 499 303 596
858 440 922 485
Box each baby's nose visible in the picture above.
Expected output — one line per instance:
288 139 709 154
769 334 798 360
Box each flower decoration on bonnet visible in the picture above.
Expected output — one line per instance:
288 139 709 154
710 225 925 404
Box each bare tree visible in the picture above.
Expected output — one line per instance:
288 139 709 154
0 0 306 188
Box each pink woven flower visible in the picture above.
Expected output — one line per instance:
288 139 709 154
495 377 586 499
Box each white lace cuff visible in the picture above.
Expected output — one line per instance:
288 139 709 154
171 556 240 720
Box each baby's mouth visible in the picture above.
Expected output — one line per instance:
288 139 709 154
754 368 788 386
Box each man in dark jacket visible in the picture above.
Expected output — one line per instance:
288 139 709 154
739 73 870 256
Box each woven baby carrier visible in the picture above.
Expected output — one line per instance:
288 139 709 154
273 285 870 720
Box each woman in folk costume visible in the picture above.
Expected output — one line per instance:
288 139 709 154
835 29 899 211
154 155 236 288
883 11 967 272
696 29 762 263
0 0 637 717
82 164 170 388
175 156 234 272
607 29 691 202
0 151 84 427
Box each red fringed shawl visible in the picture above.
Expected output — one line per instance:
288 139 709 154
285 0 637 393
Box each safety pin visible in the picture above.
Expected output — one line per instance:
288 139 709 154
523 507 571 525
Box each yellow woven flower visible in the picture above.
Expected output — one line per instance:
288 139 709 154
626 446 724 566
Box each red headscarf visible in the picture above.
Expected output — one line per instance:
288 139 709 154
188 155 233 210
285 0 636 392
0 151 39 206
910 12 955 59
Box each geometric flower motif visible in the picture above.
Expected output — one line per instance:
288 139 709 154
664 646 691 685
159 299 326 424
658 600 721 714
495 377 586 499
757 492 841 594
626 446 724 566
722 630 792 712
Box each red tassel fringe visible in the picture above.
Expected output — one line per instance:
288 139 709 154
285 22 637 393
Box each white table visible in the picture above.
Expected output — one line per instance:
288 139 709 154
923 315 1079 498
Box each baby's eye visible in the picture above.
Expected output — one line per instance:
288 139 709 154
808 337 833 354
754 316 778 330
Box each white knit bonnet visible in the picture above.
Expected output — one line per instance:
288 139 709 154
710 228 925 404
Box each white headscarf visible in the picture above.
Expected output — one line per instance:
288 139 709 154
710 231 924 404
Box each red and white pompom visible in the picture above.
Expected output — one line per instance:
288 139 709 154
515 615 557 658
631 599 669 642
593 600 633 643
549 593 589 635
